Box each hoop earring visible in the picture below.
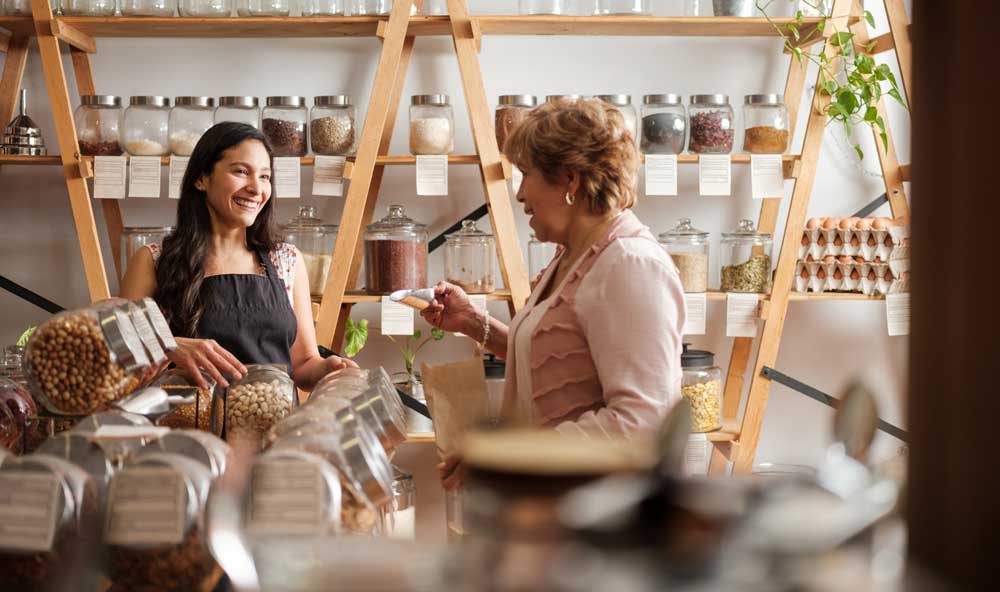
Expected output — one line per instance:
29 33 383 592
565 192 576 206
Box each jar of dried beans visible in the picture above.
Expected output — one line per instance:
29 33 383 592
743 94 789 154
311 95 356 156
409 94 455 155
263 96 308 157
495 94 536 154
596 94 638 144
123 96 170 156
215 96 260 129
444 219 496 294
282 206 338 297
720 219 773 293
688 94 734 154
659 217 709 293
681 344 722 433
75 95 123 156
215 364 297 450
364 205 428 294
641 93 686 155
169 96 215 156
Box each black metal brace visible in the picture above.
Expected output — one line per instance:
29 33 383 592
428 204 490 253
851 192 890 219
0 274 65 314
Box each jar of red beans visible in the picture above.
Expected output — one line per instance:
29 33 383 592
364 205 428 294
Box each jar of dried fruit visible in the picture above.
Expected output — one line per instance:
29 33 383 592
688 94 734 154
658 217 709 293
74 95 123 156
123 96 171 156
311 95 356 156
169 96 215 156
681 344 722 433
444 219 496 294
409 94 454 155
495 94 536 154
282 206 338 298
743 94 789 154
720 219 773 293
216 364 297 449
364 205 428 294
263 96 308 157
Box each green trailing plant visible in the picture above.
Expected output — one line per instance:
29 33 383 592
343 318 369 358
16 326 35 347
757 0 907 159
386 327 445 376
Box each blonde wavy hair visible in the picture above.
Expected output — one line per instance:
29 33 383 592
504 97 640 215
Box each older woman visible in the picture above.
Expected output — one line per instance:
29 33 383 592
423 98 686 483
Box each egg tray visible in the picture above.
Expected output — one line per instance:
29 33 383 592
793 258 910 296
797 223 910 263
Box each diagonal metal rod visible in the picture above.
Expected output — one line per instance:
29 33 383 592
0 274 65 314
428 204 489 253
851 192 890 218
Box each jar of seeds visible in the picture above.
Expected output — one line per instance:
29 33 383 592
263 96 308 157
216 364 297 449
743 94 789 154
658 218 709 293
641 94 686 155
311 95 356 156
720 219 773 293
364 205 428 294
409 94 454 155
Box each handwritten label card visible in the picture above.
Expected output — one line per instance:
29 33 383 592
645 154 678 196
751 154 784 199
726 293 759 337
683 293 707 335
312 155 346 197
416 155 448 196
381 299 415 336
93 156 127 199
168 156 189 199
274 157 301 198
698 154 731 196
128 156 161 198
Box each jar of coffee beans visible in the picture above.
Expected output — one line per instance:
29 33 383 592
263 96 308 157
363 205 428 294
688 94 734 154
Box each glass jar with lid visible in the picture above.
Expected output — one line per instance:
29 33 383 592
0 398 17 452
123 96 170 157
688 94 734 154
410 94 454 155
596 94 638 143
245 449 343 537
596 0 650 15
169 96 215 156
216 364 297 449
263 96 308 157
388 466 416 540
743 94 789 154
282 206 338 297
215 96 260 129
121 0 177 16
444 219 496 294
238 0 288 15
60 0 115 15
659 218 709 293
528 233 556 281
0 377 34 454
134 429 231 477
641 94 686 154
301 0 343 14
720 219 773 293
545 94 582 104
311 95 356 156
179 0 231 16
519 0 563 14
681 344 722 433
364 205 429 293
495 95 536 154
151 369 216 432
75 95 123 156
121 226 173 272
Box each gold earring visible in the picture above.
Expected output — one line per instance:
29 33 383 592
565 192 575 206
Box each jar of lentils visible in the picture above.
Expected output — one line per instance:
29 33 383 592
311 95 356 156
742 94 789 154
688 94 734 154
169 97 215 156
215 96 260 129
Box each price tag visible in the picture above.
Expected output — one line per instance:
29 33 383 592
128 302 166 364
0 472 61 552
683 293 707 335
751 154 784 199
91 425 171 440
682 434 710 477
511 165 524 194
93 155 127 199
455 294 489 336
104 467 187 546
247 458 327 536
127 156 162 198
140 297 177 351
698 154 731 196
381 299 415 336
416 154 448 196
726 293 759 337
886 293 910 336
644 154 678 196
168 156 189 199
312 155 346 197
274 157 301 198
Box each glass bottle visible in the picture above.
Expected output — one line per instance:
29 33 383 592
169 96 215 156
121 0 178 16
215 96 260 129
720 219 773 293
443 219 496 294
237 0 288 15
688 94 734 154
262 96 308 157
60 0 115 15
595 94 638 143
640 93 686 154
75 95 123 156
311 95 356 156
495 94 536 154
409 94 454 155
364 205 428 294
743 94 789 154
658 218 709 293
595 0 650 15
681 344 722 433
123 96 170 156
121 226 173 271
178 0 231 16
282 206 338 297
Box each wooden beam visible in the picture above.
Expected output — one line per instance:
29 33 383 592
0 29 11 54
0 35 29 128
883 0 912 109
51 18 96 53
866 31 895 54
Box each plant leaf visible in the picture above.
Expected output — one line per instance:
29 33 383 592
785 23 800 41
791 46 804 62
16 325 36 347
817 19 825 32
796 9 803 25
854 144 864 160
864 106 878 122
875 115 886 132
864 10 876 28
344 318 369 358
412 329 422 341
879 132 888 150
836 89 858 114
431 327 446 341
830 32 853 47
865 40 877 53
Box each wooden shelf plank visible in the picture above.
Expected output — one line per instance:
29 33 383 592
59 16 388 38
0 17 35 37
0 155 62 165
476 15 825 38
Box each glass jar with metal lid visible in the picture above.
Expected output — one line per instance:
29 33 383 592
743 93 789 154
282 206 338 297
409 94 454 155
688 94 734 154
364 205 429 294
641 93 687 154
121 0 177 16
311 95 356 156
720 219 773 293
545 94 582 104
215 96 260 129
302 0 343 14
519 0 563 14
121 226 173 273
179 0 231 16
444 219 496 294
60 0 115 15
659 218 709 293
596 0 650 15
528 233 557 282
75 95 123 156
123 96 170 157
681 344 722 433
134 428 231 477
169 96 215 156
388 466 416 540
150 369 216 432
495 94 536 154
215 364 297 449
263 96 307 157
596 94 638 143
245 449 343 538
237 0 288 16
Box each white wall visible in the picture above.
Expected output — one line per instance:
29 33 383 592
0 0 910 468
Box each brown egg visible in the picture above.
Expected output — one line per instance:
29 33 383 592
806 254 815 262
806 217 822 230
872 217 891 230
823 255 836 264
801 234 810 246
854 256 865 264
851 269 861 280
800 267 810 279
857 218 873 231
868 269 877 281
834 268 843 279
847 217 861 229
838 255 852 264
838 218 852 230
822 217 839 230
850 235 860 246
817 268 827 279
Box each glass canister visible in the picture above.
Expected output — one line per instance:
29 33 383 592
75 95 123 156
152 369 216 432
495 95 536 154
364 205 428 294
121 226 173 271
680 344 722 433
238 0 289 15
596 0 650 15
282 206 338 297
596 94 638 143
244 449 343 537
169 96 215 156
215 96 260 129
409 94 454 155
121 0 177 16
123 96 170 157
528 233 557 281
263 96 308 157
688 94 734 154
545 94 582 104
743 94 790 154
311 95 356 156
444 219 496 294
216 364 297 449
0 398 17 452
659 218 709 293
178 0 231 16
641 93 686 155
60 0 115 15
302 0 343 14
134 429 231 477
519 0 563 14
0 377 34 454
720 219 773 293
387 466 415 540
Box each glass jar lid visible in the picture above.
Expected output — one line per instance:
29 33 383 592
596 94 632 106
445 219 493 245
643 93 683 105
218 96 259 108
367 205 427 235
174 96 215 108
690 94 730 106
129 96 169 107
499 95 537 107
659 217 709 243
283 206 338 234
411 94 450 106
266 96 306 108
681 343 715 368
314 95 352 107
81 95 122 107
722 219 772 241
745 94 784 105
546 94 582 102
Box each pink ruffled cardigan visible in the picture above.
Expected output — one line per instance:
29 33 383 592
501 210 686 439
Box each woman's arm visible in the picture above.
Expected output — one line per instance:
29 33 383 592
119 247 157 300
420 281 509 358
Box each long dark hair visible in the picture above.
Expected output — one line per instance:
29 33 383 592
155 122 278 337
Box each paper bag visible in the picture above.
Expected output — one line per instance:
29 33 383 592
421 357 490 457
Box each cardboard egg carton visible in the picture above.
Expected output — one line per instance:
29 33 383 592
794 257 908 296
799 217 909 263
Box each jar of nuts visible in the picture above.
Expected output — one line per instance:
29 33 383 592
153 369 216 432
217 364 297 450
680 344 722 433
246 449 343 537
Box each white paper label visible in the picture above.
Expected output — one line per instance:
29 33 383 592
886 293 910 336
381 299 415 336
511 165 524 194
726 293 759 337
274 157 301 198
416 154 448 196
751 154 784 199
168 156 189 199
312 155 346 197
104 467 187 546
128 303 166 364
127 156 162 198
93 155 127 199
682 434 710 477
698 154 731 196
644 154 678 196
456 294 489 336
91 425 171 440
0 472 61 552
683 293 707 335
247 459 326 536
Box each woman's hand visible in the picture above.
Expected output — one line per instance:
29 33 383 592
324 355 359 374
166 337 247 389
438 454 464 491
420 281 481 337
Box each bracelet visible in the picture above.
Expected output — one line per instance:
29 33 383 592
479 308 491 348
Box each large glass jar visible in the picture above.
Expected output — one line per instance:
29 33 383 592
545 94 582 104
0 398 17 452
0 377 34 454
641 93 686 154
720 219 773 293
60 0 115 15
409 94 454 155
364 205 429 294
596 0 649 15
302 0 342 14
688 94 734 154
263 96 308 157
311 95 356 156
215 96 260 129
238 0 288 15
169 96 215 156
123 96 170 157
659 218 709 293
121 0 177 16
388 466 416 540
596 94 638 143
75 95 123 156
152 369 216 432
444 219 496 294
121 226 173 272
0 0 47 16
528 233 556 281
681 344 722 433
495 95 536 154
134 429 231 477
245 449 343 537
519 0 563 14
282 206 338 297
179 0 231 16
217 364 297 449
743 93 789 154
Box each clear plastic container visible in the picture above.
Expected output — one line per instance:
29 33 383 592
134 429 231 477
301 0 343 15
75 95 123 156
659 218 709 293
60 0 115 15
152 369 216 432
238 0 288 15
121 226 173 273
364 205 428 294
528 233 557 281
688 94 734 154
121 0 177 15
596 94 638 143
681 344 722 432
743 93 789 154
179 0 231 16
123 96 170 156
283 206 338 297
245 449 343 537
495 95 536 154
519 0 563 14
216 364 297 449
444 219 496 294
596 0 649 15
720 219 773 293
169 96 215 156
641 93 687 155
215 96 260 129
263 96 308 157
409 94 454 155
311 95 356 156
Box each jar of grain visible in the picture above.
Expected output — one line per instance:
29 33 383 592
123 96 170 156
444 219 496 294
152 368 217 432
263 96 308 157
282 206 338 297
495 95 536 154
743 94 789 154
681 344 722 433
215 96 260 129
311 95 356 156
688 94 734 154
74 95 123 156
409 94 454 155
658 217 709 293
364 205 428 294
641 94 686 154
216 364 297 449
596 94 638 144
720 219 773 293
169 97 215 156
